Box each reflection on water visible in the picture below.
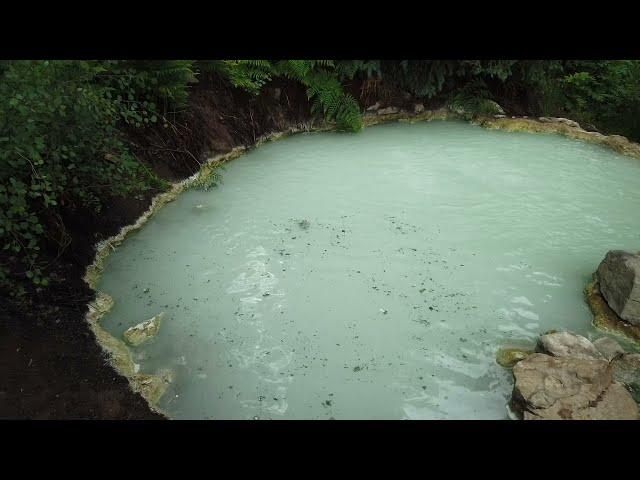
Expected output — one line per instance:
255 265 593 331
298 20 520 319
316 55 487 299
98 120 640 419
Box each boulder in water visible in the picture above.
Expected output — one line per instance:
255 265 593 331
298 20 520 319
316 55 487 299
510 353 638 420
596 250 640 326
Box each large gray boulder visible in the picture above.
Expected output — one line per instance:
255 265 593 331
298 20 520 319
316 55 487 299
596 250 640 326
510 353 638 420
537 331 604 360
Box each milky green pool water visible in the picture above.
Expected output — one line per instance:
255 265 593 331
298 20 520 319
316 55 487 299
97 120 640 419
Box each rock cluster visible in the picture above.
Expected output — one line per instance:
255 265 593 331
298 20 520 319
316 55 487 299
504 331 639 420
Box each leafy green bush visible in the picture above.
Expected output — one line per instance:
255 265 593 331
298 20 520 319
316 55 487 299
558 61 640 138
0 60 172 292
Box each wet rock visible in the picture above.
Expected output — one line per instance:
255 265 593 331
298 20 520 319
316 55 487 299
585 279 640 342
597 251 640 326
536 331 604 360
596 250 640 326
123 312 165 347
510 353 638 420
611 353 640 403
377 106 400 115
593 337 625 361
414 103 425 114
583 122 600 133
496 348 531 368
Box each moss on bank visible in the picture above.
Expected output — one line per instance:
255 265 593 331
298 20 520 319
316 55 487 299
496 348 533 368
476 116 640 160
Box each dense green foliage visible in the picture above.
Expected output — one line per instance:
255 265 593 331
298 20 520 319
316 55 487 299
0 61 169 292
558 61 640 137
3 59 640 298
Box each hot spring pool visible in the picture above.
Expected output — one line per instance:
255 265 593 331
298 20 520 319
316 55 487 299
97 120 640 419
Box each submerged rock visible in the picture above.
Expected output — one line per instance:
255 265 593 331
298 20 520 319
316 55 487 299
536 331 604 360
596 250 640 326
496 348 532 368
123 312 165 347
510 353 638 420
593 337 625 361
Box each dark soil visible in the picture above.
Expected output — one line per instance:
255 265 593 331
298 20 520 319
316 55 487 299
0 77 311 419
